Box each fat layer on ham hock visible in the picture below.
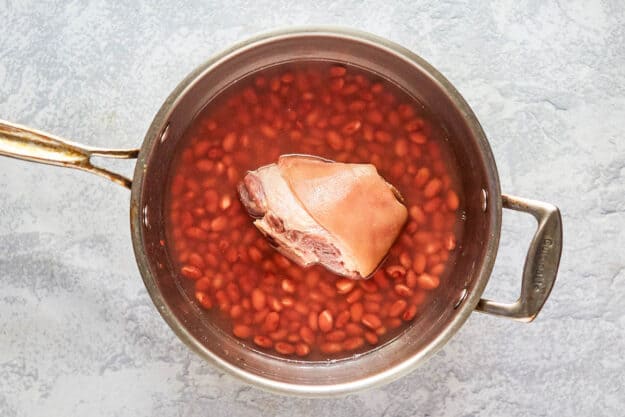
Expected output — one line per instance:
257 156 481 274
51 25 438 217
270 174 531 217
238 155 408 279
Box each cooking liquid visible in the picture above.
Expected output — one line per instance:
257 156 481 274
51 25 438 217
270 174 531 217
164 61 464 360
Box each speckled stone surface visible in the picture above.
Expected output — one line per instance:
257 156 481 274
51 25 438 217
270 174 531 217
1 1 624 416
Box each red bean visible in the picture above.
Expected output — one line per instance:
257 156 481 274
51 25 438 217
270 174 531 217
424 178 442 198
288 322 301 335
389 299 408 318
329 115 347 129
269 297 283 312
326 130 344 151
326 330 347 342
253 308 269 325
346 288 363 303
295 343 311 357
361 314 382 329
364 293 383 303
349 302 364 322
343 337 364 351
269 329 288 341
294 301 309 315
260 124 277 139
230 305 244 319
374 130 392 143
402 304 418 321
319 310 334 332
299 326 315 345
320 342 343 354
195 292 212 309
395 104 412 119
335 278 356 294
308 311 319 332
280 72 294 83
226 283 241 303
364 301 381 313
417 273 440 290
414 167 430 187
193 141 211 158
372 271 390 289
254 76 266 88
364 331 379 345
251 289 266 311
210 216 227 232
318 281 336 298
394 284 413 297
281 279 296 294
394 139 409 157
342 83 358 95
387 110 401 127
370 82 383 94
269 77 280 91
388 317 402 329
345 323 364 336
305 271 320 288
409 131 427 144
409 205 426 224
405 118 424 132
281 297 295 308
205 253 219 268
273 253 291 269
263 311 280 332
195 278 211 292
334 310 350 329
385 265 406 279
222 132 237 151
181 265 202 280
212 274 224 289
196 159 214 173
342 120 362 135
447 190 459 210
253 335 273 349
430 263 446 276
359 280 378 293
184 227 208 240
330 65 347 77
367 110 384 124
444 234 457 251
220 195 232 211
305 110 320 126
406 270 418 288
399 252 412 269
233 324 252 339
187 253 204 269
275 342 295 355
248 247 262 263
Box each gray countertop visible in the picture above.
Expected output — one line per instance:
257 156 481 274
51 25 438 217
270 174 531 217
1 1 623 416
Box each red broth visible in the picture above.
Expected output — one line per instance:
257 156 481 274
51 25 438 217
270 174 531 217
165 61 464 360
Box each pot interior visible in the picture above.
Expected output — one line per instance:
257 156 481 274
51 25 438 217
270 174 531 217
132 29 500 394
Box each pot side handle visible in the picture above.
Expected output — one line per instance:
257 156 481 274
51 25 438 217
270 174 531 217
0 119 139 189
476 194 563 322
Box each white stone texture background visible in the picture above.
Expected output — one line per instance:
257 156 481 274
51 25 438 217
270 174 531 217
1 1 624 416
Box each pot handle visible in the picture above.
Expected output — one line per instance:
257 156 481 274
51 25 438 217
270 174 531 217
0 119 139 189
476 194 563 322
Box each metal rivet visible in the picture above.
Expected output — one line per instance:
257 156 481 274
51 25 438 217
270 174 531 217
454 288 468 309
142 205 150 229
480 189 488 212
159 123 170 143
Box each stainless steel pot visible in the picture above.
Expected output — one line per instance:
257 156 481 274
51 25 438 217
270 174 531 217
0 27 562 396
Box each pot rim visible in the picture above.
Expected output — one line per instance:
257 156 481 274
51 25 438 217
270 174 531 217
129 26 502 396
